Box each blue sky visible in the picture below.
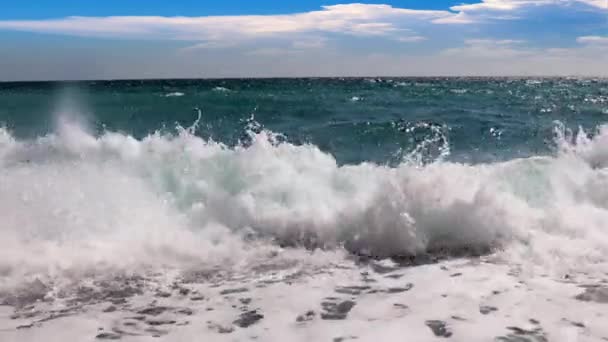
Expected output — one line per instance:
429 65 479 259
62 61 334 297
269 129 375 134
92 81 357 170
0 1 607 80
0 1 462 18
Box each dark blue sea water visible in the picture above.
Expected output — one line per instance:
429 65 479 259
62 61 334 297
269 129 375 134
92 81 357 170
2 78 607 165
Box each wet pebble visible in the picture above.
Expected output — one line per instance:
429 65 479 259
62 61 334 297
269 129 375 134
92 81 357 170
146 319 176 326
234 310 264 328
103 306 117 313
480 305 498 315
335 286 371 295
425 320 452 338
386 283 414 293
209 322 235 334
220 288 249 296
137 306 170 316
575 287 608 303
296 310 316 322
96 332 121 340
321 300 356 320
177 308 194 316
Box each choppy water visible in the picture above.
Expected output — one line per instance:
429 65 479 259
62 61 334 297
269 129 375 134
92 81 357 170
1 77 608 287
3 77 607 164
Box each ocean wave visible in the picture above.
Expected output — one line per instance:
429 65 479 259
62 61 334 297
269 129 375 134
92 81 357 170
1 117 608 286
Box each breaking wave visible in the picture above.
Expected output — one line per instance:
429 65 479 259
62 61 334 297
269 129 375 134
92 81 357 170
1 115 608 288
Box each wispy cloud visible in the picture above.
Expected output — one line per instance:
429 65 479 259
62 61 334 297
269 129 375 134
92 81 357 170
442 39 531 58
0 4 446 46
577 35 608 45
395 36 427 43
436 0 608 24
1 2 607 79
291 36 328 49
450 0 607 12
0 2 604 45
436 35 608 76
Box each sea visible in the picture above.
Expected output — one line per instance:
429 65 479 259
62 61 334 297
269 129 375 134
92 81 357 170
1 77 608 341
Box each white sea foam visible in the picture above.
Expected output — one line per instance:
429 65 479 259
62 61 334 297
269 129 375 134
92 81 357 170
212 86 230 92
164 92 185 97
1 116 608 288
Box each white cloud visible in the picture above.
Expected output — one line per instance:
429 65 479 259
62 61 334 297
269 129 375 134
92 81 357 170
577 36 608 44
465 39 526 45
435 36 608 76
179 40 240 52
436 0 608 24
1 2 607 79
451 0 553 12
395 36 427 42
0 4 447 45
246 48 293 56
0 2 604 44
451 0 606 12
443 36 608 60
433 12 476 24
442 39 531 58
291 36 328 49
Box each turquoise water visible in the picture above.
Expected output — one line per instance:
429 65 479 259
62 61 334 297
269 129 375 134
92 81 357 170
2 78 607 165
2 77 608 275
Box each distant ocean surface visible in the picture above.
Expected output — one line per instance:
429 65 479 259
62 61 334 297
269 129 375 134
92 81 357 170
2 78 607 165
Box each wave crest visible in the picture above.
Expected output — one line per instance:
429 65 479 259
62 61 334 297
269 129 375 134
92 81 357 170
1 118 608 285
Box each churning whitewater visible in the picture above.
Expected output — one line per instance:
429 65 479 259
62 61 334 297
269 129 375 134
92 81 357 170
1 78 608 341
1 115 608 285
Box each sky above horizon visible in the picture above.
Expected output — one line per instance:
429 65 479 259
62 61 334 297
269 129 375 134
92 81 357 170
1 1 607 81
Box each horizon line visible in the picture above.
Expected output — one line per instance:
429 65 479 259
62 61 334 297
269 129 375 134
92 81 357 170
3 75 608 84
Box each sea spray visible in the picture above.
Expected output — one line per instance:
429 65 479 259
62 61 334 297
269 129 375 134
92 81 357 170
1 117 608 290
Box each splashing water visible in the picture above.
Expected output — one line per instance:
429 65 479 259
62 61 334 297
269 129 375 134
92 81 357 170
1 111 608 293
3 78 608 342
